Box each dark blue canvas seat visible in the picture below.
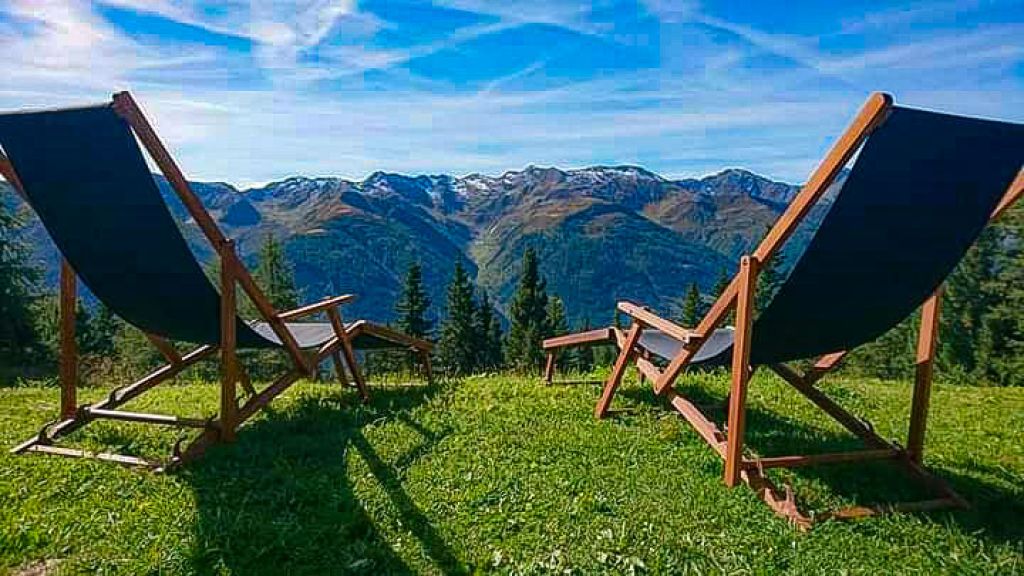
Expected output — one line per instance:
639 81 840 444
1 93 433 469
0 104 405 351
638 105 1023 366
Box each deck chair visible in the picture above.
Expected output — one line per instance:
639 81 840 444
0 92 433 469
543 93 1024 527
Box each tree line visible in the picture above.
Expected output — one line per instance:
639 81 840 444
673 208 1024 386
2 187 1022 384
382 247 591 377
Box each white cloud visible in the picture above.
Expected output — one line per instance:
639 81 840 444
818 25 1024 75
838 0 983 34
0 0 222 96
0 0 1020 187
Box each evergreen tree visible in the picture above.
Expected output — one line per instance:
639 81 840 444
844 313 918 380
595 310 622 367
79 301 120 356
253 234 299 311
571 317 595 373
680 282 701 327
248 234 300 377
0 193 40 362
974 204 1024 385
842 203 1024 385
475 290 503 371
941 227 999 377
755 226 786 310
505 248 549 373
437 261 478 375
113 323 164 376
712 267 730 297
546 296 569 338
396 262 432 340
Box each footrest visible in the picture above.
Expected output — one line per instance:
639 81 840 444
26 444 157 468
84 407 215 429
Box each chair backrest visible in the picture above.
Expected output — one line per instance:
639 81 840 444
750 105 1024 364
0 104 275 348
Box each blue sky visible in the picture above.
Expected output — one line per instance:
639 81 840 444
1 1 1021 187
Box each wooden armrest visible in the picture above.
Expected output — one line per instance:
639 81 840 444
278 294 356 321
617 301 694 343
543 328 615 350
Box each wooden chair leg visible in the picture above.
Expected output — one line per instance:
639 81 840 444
238 366 256 397
219 242 239 443
909 288 942 463
341 337 369 402
327 308 369 401
419 350 433 384
59 260 78 420
724 256 758 487
332 350 351 387
595 322 643 419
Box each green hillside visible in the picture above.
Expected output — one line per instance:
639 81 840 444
2 166 795 326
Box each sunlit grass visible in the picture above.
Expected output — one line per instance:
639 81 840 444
1 370 1022 574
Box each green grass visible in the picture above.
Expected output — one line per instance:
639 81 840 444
1 370 1023 574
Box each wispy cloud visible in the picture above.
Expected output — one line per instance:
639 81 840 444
837 0 983 34
0 0 1020 186
818 25 1024 75
0 0 222 94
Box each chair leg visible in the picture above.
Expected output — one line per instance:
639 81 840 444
340 336 369 402
59 260 78 420
219 242 239 443
909 289 942 463
419 350 433 385
332 350 351 387
595 322 643 419
724 256 758 487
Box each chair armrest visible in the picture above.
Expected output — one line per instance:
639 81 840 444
543 328 615 350
278 294 356 321
617 301 694 343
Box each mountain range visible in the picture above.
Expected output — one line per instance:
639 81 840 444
3 165 838 328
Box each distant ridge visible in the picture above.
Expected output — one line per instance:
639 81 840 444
4 165 826 325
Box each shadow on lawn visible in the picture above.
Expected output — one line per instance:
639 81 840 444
618 381 1024 545
179 382 468 575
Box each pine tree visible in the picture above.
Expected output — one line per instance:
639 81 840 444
595 310 622 367
845 313 918 379
755 226 786 310
974 203 1024 385
941 227 999 376
505 248 549 373
113 323 164 376
437 261 478 375
396 262 432 340
249 234 300 378
712 267 730 297
254 234 299 311
475 290 503 371
80 301 120 356
0 193 40 363
681 282 701 327
546 296 569 338
572 317 595 373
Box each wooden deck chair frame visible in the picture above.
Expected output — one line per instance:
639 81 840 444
544 92 1024 528
0 92 433 470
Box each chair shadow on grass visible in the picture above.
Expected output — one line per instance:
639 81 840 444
617 380 1024 545
179 381 469 575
